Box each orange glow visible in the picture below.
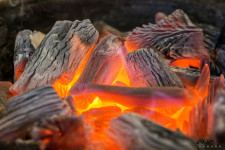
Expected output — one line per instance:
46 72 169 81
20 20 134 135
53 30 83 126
53 45 93 98
170 58 201 69
50 43 207 148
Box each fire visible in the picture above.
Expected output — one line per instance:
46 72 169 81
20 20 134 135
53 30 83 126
50 43 205 149
170 58 201 69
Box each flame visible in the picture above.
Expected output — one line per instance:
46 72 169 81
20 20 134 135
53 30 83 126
51 43 206 149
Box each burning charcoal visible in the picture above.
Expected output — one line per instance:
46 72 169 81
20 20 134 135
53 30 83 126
83 106 122 150
124 48 186 88
124 107 176 128
14 30 45 79
10 19 99 95
189 98 210 139
194 64 210 98
200 52 222 76
107 113 198 150
31 116 84 150
155 12 167 23
196 24 221 58
0 85 72 142
93 21 129 41
125 9 205 59
62 95 77 116
85 84 197 108
0 81 12 118
170 66 219 88
69 35 125 94
213 89 225 144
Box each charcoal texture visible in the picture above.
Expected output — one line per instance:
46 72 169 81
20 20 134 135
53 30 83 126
10 19 99 94
0 85 72 142
107 113 198 150
125 49 186 88
125 9 205 59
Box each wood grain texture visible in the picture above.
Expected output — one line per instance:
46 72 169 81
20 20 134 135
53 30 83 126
10 19 99 95
107 113 198 150
170 66 219 88
124 48 186 88
125 9 205 59
0 85 72 142
69 35 124 94
14 30 45 79
0 81 12 118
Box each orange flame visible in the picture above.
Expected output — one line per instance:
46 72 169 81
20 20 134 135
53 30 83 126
51 43 205 148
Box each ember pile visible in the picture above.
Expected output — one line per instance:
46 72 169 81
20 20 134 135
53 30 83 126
0 9 225 150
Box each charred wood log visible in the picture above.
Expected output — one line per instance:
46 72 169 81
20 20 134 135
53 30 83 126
10 19 99 95
124 48 186 88
84 84 197 108
125 9 205 59
31 116 84 150
93 21 129 42
0 81 12 118
69 35 124 94
170 66 219 88
0 85 72 142
14 30 45 79
107 113 198 150
213 89 225 144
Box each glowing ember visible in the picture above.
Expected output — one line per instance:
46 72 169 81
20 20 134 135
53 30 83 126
10 9 224 149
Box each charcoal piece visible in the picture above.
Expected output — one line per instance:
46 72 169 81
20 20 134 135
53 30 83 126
194 64 210 98
0 85 72 142
14 30 45 79
85 84 196 108
170 66 219 88
62 95 77 116
196 23 221 57
124 49 186 88
10 19 99 95
69 35 124 94
155 12 167 23
189 98 210 139
125 9 205 59
0 81 12 118
107 113 198 150
93 21 129 41
0 17 8 47
200 52 222 76
213 89 225 144
31 116 84 150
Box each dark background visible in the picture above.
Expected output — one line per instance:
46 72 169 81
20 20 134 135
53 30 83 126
1 0 225 81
